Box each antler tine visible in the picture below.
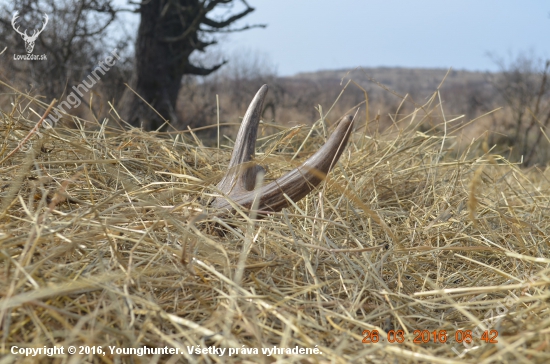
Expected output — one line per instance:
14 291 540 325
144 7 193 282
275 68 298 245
11 12 25 36
11 12 48 40
29 13 48 40
212 85 354 215
215 84 267 197
39 14 48 33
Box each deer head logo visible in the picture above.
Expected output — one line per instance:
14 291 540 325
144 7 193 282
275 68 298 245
11 11 48 54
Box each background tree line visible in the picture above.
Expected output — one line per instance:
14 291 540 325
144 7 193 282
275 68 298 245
0 0 263 130
0 0 549 165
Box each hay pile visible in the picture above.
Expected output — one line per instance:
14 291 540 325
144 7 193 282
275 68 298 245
1 86 549 363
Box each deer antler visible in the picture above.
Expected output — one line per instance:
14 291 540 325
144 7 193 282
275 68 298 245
37 13 49 36
212 85 354 215
11 12 26 37
11 12 47 39
27 13 48 41
11 12 48 53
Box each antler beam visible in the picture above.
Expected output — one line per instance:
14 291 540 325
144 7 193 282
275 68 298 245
212 85 354 215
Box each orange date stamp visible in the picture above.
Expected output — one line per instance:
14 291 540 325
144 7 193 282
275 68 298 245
361 329 499 344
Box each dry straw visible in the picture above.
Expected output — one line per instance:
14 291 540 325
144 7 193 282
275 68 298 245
0 82 549 363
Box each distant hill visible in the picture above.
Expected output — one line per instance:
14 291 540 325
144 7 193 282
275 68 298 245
291 67 492 100
281 67 497 122
180 65 548 164
179 65 501 142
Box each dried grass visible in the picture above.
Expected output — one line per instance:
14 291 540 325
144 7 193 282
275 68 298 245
1 83 550 364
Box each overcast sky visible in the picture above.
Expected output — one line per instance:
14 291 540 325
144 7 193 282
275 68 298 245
210 0 550 76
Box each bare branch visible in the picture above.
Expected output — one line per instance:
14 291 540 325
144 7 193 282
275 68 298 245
200 23 266 33
163 2 260 42
202 6 254 29
192 38 217 51
185 61 227 76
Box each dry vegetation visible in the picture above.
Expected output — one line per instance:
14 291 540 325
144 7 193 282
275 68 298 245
179 63 550 165
1 78 550 363
178 66 495 134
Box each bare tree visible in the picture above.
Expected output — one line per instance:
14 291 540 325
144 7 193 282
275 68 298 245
0 0 131 105
488 53 550 165
118 0 264 131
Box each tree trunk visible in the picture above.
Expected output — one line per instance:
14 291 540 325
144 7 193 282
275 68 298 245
118 0 256 131
118 1 183 130
119 0 214 130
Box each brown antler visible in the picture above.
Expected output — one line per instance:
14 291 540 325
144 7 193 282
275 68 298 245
212 85 354 215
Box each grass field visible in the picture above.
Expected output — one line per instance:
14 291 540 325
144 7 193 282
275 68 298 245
1 84 549 363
